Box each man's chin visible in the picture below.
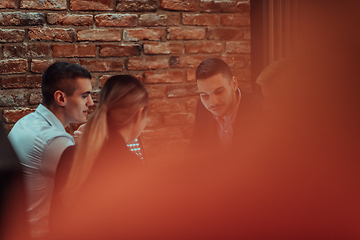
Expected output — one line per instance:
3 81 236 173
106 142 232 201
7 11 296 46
210 111 224 118
75 118 87 124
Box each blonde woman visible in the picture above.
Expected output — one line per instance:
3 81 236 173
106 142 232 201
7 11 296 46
50 75 148 224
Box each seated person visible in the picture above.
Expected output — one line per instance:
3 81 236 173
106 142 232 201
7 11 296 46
190 57 262 155
7 62 93 238
256 59 289 115
50 75 149 230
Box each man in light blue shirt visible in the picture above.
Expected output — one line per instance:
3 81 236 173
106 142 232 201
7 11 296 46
8 62 94 238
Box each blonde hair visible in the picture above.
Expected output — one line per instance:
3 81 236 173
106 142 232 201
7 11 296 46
62 75 148 201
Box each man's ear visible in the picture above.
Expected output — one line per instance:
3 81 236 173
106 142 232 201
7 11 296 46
231 76 238 90
54 90 66 107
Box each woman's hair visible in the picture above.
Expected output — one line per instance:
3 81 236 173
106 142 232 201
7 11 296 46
62 75 149 201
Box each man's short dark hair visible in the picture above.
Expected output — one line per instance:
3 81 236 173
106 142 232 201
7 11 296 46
196 58 233 82
41 62 91 107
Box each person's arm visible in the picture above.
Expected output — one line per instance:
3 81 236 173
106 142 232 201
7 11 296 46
41 137 74 177
73 123 86 138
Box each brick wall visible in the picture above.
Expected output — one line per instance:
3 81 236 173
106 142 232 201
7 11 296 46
0 0 251 159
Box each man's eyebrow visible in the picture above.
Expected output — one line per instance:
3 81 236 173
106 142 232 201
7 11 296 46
199 87 224 95
214 87 225 91
81 91 91 95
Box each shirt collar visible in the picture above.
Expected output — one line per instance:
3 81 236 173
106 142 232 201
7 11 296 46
35 104 66 131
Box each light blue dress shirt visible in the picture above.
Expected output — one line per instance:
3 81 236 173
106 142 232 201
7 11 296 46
8 104 75 238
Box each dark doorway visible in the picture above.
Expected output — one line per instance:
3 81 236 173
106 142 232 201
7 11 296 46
250 0 298 92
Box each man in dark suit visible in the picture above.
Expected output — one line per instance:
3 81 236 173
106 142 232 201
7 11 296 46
190 57 261 155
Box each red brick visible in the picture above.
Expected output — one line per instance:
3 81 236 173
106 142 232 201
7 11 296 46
116 0 158 12
3 108 35 123
70 0 113 11
163 112 195 125
132 74 144 82
0 0 16 9
29 92 42 104
166 84 198 98
200 0 247 13
238 81 252 93
89 76 98 88
244 27 250 40
185 41 223 54
170 55 206 68
207 28 243 40
2 75 41 89
232 68 251 82
79 60 124 72
226 41 250 54
144 71 184 84
185 96 199 110
0 29 25 43
160 0 197 11
128 57 169 70
77 29 121 42
30 59 54 73
0 12 45 26
145 114 162 128
20 0 66 10
95 14 138 27
183 124 194 139
182 13 218 26
143 42 183 55
29 28 75 42
47 13 93 26
220 14 250 26
142 128 184 147
0 59 28 74
123 28 163 41
100 74 143 86
236 1 250 13
99 44 141 57
99 75 112 86
0 92 27 107
186 69 196 82
145 85 166 99
167 27 206 40
148 99 183 113
221 56 248 69
89 90 99 102
4 44 50 58
139 13 180 27
52 45 96 57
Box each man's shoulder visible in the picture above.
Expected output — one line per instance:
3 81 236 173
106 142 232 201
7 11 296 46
9 111 73 148
10 111 50 136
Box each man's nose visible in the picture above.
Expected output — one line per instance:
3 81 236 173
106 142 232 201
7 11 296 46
209 95 219 106
87 94 94 106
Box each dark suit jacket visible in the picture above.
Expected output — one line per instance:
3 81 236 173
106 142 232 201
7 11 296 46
189 92 263 155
